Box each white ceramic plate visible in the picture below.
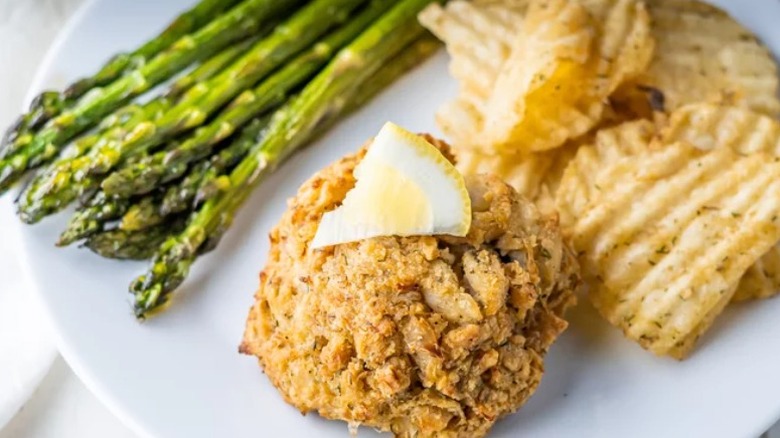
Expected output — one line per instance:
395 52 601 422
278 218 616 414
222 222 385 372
11 0 780 437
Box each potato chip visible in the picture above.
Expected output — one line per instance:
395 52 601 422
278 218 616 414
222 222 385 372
455 131 586 215
424 0 654 155
420 0 526 152
557 141 780 358
556 119 656 228
560 110 780 303
662 103 780 155
480 0 595 152
481 0 653 153
734 247 780 301
611 0 780 118
662 104 780 301
418 0 528 102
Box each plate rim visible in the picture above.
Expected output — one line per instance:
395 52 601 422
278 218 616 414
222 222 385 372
18 0 154 436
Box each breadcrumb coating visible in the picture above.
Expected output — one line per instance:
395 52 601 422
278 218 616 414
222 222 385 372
241 135 580 437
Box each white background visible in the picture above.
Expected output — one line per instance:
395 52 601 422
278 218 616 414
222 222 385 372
0 1 778 437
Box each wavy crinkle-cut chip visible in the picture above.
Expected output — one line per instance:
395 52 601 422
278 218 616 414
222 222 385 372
557 141 780 358
612 0 780 118
559 110 780 303
735 246 780 301
662 104 780 301
418 0 528 102
662 103 780 155
555 119 656 228
419 0 526 151
481 0 653 153
456 137 584 215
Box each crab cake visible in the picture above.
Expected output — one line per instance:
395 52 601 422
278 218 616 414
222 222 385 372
240 136 580 437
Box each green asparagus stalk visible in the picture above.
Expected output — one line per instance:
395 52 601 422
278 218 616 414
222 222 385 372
120 194 166 231
1 92 60 156
60 103 150 162
101 0 394 197
112 116 271 231
16 0 367 210
16 36 264 224
162 116 270 215
1 0 243 157
85 220 186 261
57 116 271 243
53 146 156 246
194 36 441 203
131 0 436 318
68 0 245 99
57 192 132 246
0 0 299 195
82 0 370 195
165 35 259 100
16 99 170 224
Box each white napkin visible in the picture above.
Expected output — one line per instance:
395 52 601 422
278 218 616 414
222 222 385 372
0 198 57 429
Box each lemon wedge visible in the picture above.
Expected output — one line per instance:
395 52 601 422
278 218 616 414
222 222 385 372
311 122 472 249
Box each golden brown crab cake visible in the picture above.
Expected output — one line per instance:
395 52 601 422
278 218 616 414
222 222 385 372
241 137 579 437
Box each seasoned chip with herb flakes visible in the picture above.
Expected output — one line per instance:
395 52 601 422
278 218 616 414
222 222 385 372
560 109 780 303
423 0 653 155
661 103 780 155
418 0 528 103
481 0 653 153
555 119 656 228
661 103 780 301
611 0 780 118
557 140 780 358
455 140 580 215
558 143 780 358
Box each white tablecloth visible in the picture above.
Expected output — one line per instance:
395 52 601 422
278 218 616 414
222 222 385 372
0 1 778 437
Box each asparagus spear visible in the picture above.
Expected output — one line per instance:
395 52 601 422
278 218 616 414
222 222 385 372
85 220 186 261
120 194 166 231
17 37 264 224
111 116 271 232
101 0 395 197
57 192 132 247
1 92 60 157
162 116 270 215
17 99 170 224
57 116 272 243
0 0 299 195
1 0 243 158
131 0 436 318
16 0 367 210
195 36 442 203
165 35 260 100
69 0 245 99
86 0 370 196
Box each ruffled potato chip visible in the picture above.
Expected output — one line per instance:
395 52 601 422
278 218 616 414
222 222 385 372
483 0 653 153
612 0 780 118
455 143 578 214
661 104 780 301
560 108 780 303
418 0 527 102
558 140 780 358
